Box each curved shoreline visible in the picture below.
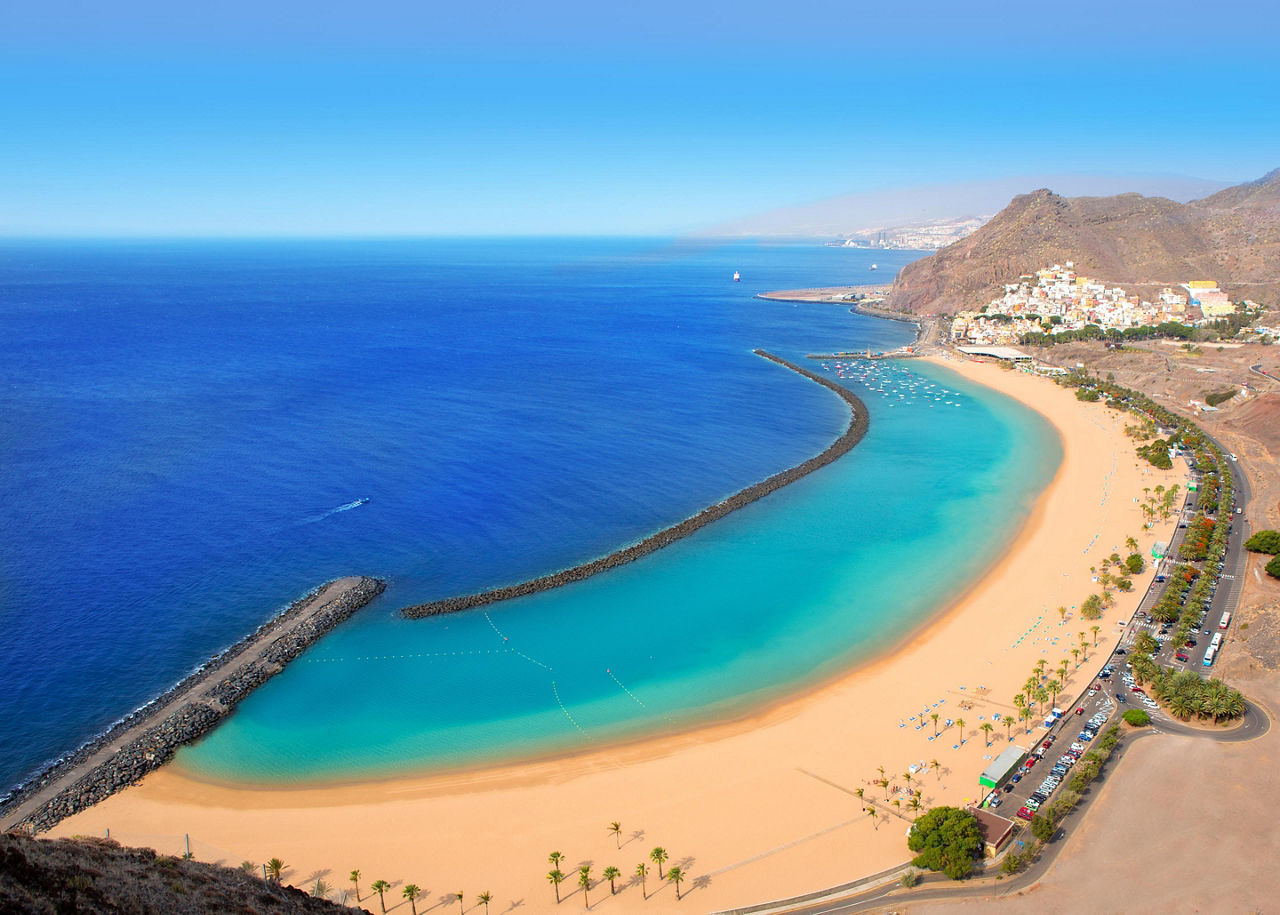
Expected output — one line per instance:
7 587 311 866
1 576 386 835
402 349 869 618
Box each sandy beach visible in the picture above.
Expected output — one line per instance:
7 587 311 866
51 356 1181 912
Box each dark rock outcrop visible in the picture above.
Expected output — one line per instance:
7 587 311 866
0 832 368 913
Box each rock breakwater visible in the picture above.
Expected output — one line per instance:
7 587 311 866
402 350 868 619
3 576 385 835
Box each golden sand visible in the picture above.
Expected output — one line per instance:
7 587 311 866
53 356 1180 912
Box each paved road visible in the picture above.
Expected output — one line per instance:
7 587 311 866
769 703 1270 915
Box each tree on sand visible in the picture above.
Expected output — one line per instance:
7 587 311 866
402 884 421 915
602 865 621 894
477 891 492 914
548 869 565 904
349 869 361 902
265 858 286 884
980 722 994 746
578 866 592 908
370 880 391 914
667 866 686 900
635 862 649 898
1091 624 1102 646
955 717 966 744
608 821 622 848
649 847 668 881
931 712 940 735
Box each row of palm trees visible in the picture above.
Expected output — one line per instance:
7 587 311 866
345 869 492 915
547 838 688 906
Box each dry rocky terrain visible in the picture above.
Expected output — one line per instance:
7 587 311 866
886 169 1280 315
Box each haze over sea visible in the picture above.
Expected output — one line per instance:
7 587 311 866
0 238 1058 789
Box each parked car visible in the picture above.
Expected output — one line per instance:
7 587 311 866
1017 806 1035 821
1115 648 1127 655
1116 692 1127 702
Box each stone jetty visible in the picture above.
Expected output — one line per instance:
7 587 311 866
1 576 385 835
402 349 868 619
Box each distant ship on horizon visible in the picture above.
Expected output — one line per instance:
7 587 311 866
733 271 740 282
870 263 878 270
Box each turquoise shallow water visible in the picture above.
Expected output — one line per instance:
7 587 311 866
178 357 1060 784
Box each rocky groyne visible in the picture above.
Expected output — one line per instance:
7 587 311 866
2 576 385 835
402 350 868 618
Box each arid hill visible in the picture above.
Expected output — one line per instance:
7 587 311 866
886 168 1280 314
0 833 367 914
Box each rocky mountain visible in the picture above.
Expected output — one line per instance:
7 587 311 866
0 833 367 914
885 169 1280 315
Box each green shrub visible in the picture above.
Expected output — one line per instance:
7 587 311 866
1265 554 1280 580
1125 553 1146 574
907 807 983 880
1244 530 1280 555
1205 388 1237 406
1122 708 1150 726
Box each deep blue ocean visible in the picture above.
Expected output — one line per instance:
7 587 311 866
0 238 1057 789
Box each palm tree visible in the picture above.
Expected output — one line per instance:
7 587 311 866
1046 679 1062 707
877 776 890 798
1126 535 1139 552
477 891 492 914
1091 624 1101 646
312 880 330 899
371 880 391 914
549 851 565 872
855 786 864 802
955 717 966 744
1004 713 1013 740
667 866 685 900
903 770 913 791
608 821 622 848
239 861 255 875
548 869 565 904
350 869 362 902
908 794 922 820
930 758 941 780
892 798 902 817
1023 676 1039 704
265 858 286 884
635 862 649 898
980 722 994 746
578 866 591 909
455 890 464 909
866 806 878 830
931 712 940 735
602 866 620 894
1020 705 1033 734
1035 658 1048 676
1071 647 1081 668
649 848 668 882
1034 686 1049 715
403 884 421 915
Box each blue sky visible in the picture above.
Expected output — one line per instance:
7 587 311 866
2 1 1277 235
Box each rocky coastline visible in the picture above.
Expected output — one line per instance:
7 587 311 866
402 349 868 619
2 576 385 835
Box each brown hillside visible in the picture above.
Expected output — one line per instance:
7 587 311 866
886 168 1280 314
0 833 368 914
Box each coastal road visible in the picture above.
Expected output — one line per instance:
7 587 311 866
752 701 1269 915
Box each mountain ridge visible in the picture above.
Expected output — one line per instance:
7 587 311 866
885 169 1280 315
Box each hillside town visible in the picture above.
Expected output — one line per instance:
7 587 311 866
949 263 1251 346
